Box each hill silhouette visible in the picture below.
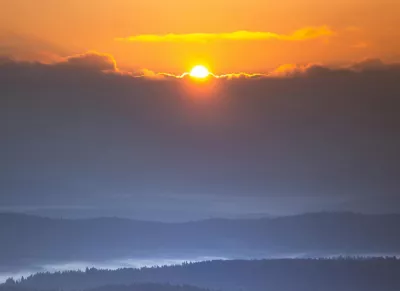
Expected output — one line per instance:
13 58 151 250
0 283 210 291
1 212 400 266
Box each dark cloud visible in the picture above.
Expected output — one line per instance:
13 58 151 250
1 53 400 220
350 58 389 71
54 51 118 72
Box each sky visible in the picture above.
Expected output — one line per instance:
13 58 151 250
1 0 400 221
1 0 400 73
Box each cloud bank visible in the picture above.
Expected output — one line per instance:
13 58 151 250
1 51 400 219
55 51 118 72
115 26 333 43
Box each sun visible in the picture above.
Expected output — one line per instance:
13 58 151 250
189 65 210 79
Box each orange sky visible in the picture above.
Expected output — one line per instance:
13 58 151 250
1 0 399 73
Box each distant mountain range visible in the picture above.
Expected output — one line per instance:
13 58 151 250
1 212 400 266
5 258 400 291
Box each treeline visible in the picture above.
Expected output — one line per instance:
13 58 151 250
7 258 400 291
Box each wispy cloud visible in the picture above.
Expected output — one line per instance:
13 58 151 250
115 26 333 43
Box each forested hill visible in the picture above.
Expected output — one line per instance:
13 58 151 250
9 258 400 291
0 283 210 291
2 212 400 265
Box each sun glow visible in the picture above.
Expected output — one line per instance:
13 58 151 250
189 65 210 79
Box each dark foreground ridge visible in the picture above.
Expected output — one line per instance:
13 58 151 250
0 283 210 291
6 258 400 291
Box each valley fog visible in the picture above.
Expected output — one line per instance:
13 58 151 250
3 251 400 284
0 256 226 283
